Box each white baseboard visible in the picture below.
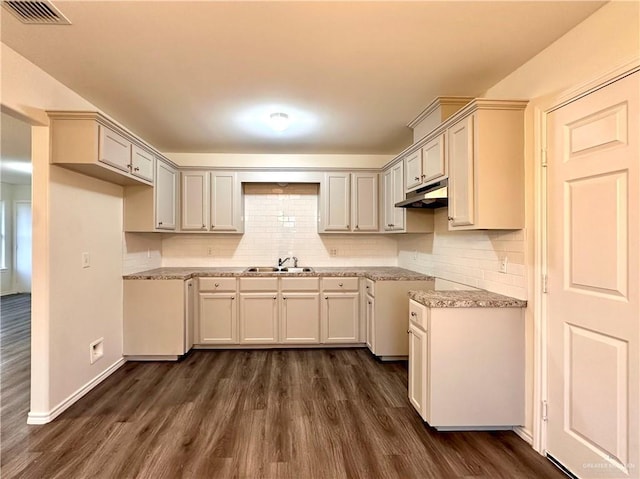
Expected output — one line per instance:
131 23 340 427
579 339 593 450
513 426 533 445
27 357 126 425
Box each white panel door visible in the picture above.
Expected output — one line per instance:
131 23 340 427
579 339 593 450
352 172 378 232
422 133 447 185
181 171 209 231
547 71 639 478
365 295 375 351
382 168 394 231
408 323 427 421
391 162 405 231
211 172 241 232
405 150 423 191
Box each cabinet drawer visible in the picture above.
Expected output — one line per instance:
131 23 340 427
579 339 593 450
199 277 236 292
240 277 278 291
409 299 429 331
364 278 375 297
322 277 359 291
281 277 319 291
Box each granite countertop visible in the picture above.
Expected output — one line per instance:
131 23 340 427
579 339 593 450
408 289 527 308
123 266 434 282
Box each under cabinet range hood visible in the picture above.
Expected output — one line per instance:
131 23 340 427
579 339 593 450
395 180 448 208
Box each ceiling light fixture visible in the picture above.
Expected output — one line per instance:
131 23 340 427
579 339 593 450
269 112 290 132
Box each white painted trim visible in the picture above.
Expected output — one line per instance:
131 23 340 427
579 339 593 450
514 426 533 445
27 357 126 425
533 58 640 457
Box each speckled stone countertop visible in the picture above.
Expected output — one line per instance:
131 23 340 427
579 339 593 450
408 289 527 308
123 266 434 282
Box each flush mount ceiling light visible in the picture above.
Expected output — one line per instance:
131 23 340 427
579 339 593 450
269 112 290 132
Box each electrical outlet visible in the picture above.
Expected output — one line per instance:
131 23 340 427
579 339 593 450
89 338 104 364
330 248 338 257
82 252 90 268
499 256 508 273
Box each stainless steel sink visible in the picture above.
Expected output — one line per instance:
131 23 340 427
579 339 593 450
244 266 314 273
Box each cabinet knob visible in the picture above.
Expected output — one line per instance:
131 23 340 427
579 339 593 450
448 216 454 221
283 297 287 300
338 282 343 287
214 283 220 287
368 301 371 305
325 297 328 300
202 224 206 229
127 164 132 169
407 329 412 334
366 285 369 289
273 296 277 300
421 174 426 179
414 176 420 181
134 167 140 172
346 225 349 229
231 296 235 300
410 312 417 317
355 225 359 230
158 221 163 226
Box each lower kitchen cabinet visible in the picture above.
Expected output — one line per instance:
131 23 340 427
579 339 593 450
281 293 320 343
199 293 237 344
365 294 375 350
321 293 359 343
123 279 192 358
408 299 524 429
239 293 279 343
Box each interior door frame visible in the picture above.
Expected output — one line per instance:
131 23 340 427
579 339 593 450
13 199 32 293
533 56 640 456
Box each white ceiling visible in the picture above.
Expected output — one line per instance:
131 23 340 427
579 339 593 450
1 112 32 185
1 1 605 155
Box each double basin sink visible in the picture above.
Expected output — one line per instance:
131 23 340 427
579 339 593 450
244 266 315 274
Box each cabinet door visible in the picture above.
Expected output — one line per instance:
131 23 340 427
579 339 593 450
131 145 154 182
155 161 178 230
321 172 351 231
352 173 378 232
365 295 375 351
281 293 320 343
422 133 446 185
239 293 278 343
99 126 131 173
199 293 237 344
181 171 209 231
321 292 359 343
184 279 195 352
404 150 423 191
408 324 428 421
391 162 405 231
448 115 475 227
382 169 394 231
211 172 242 232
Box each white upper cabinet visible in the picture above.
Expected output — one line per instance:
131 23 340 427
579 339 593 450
404 150 423 191
319 172 380 233
131 145 155 183
155 161 178 230
320 172 351 232
448 115 475 227
421 133 446 186
49 111 155 186
181 171 209 231
210 171 243 233
445 100 527 230
99 126 131 173
352 172 378 232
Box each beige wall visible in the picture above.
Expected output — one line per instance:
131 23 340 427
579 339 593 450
2 43 126 420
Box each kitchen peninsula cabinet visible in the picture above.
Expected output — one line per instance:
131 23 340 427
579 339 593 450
124 278 193 358
407 297 525 429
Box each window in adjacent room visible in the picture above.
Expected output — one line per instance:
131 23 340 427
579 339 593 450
0 200 6 269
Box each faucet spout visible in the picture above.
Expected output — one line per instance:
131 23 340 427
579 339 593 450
278 257 290 268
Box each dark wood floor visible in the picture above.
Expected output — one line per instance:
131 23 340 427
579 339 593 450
0 294 566 479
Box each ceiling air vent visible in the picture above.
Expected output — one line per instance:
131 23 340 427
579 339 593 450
2 0 71 25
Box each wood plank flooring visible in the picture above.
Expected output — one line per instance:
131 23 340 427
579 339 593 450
0 294 566 479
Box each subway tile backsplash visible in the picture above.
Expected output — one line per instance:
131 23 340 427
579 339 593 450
161 183 398 267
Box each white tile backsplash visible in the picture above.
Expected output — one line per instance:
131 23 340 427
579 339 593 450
397 209 527 299
122 233 162 274
161 183 398 267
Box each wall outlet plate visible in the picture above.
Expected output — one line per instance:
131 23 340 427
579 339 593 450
82 252 90 268
499 256 508 273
